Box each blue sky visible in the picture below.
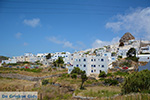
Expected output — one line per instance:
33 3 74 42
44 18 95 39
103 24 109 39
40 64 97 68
0 0 150 57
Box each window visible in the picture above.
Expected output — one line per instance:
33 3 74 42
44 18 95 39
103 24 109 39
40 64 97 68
94 65 96 67
101 59 104 61
94 59 96 61
91 65 93 67
83 59 86 61
94 69 96 72
98 65 100 67
79 59 81 61
84 65 86 67
91 70 93 73
91 59 93 61
102 65 104 67
76 64 79 67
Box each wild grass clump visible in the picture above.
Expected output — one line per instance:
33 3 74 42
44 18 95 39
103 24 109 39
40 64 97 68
83 89 119 98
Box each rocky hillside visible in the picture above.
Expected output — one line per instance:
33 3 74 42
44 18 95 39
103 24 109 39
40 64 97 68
0 56 9 62
119 32 135 43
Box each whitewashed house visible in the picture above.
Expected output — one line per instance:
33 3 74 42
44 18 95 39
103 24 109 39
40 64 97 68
68 55 109 76
2 58 17 64
137 54 150 62
13 53 38 63
51 52 71 64
140 45 150 54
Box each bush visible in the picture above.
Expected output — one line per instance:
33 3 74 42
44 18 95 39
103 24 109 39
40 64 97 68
114 71 129 76
104 79 119 85
122 70 150 94
62 73 70 78
118 56 122 59
42 79 49 85
107 73 112 77
71 73 77 79
121 62 131 67
126 56 139 62
22 68 42 73
99 71 106 78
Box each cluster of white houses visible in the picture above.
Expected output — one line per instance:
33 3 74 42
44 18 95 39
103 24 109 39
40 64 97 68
1 39 150 76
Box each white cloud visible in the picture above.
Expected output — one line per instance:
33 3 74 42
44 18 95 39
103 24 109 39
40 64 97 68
15 32 22 39
23 18 40 27
48 36 62 44
47 36 75 49
63 41 74 48
92 37 120 48
106 7 150 39
23 42 28 46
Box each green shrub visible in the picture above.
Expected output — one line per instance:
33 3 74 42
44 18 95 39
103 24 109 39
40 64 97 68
118 56 122 59
71 73 77 79
122 70 150 94
99 71 106 78
107 73 112 77
114 71 129 76
126 56 139 62
62 73 69 78
42 79 49 85
104 79 119 85
121 62 131 67
22 68 42 73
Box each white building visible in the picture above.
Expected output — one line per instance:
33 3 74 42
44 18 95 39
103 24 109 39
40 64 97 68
137 54 150 62
2 58 17 64
36 53 49 58
68 55 109 76
51 52 71 64
13 53 38 63
140 45 150 54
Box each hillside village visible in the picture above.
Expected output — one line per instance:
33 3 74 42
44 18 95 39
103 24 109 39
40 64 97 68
1 32 150 77
1 32 150 99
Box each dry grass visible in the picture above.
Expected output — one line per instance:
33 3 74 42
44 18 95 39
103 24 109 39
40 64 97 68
0 67 68 77
0 77 37 91
76 86 121 98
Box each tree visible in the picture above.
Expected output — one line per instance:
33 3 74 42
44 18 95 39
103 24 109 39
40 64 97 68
71 67 88 89
111 52 117 56
126 48 139 62
126 48 136 57
71 67 82 74
80 71 88 89
98 71 106 78
53 57 64 67
46 53 51 59
56 57 64 64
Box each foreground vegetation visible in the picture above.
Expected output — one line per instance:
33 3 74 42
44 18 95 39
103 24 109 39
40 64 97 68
0 65 150 99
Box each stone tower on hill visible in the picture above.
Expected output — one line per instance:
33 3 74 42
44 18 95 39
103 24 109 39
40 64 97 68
119 32 135 43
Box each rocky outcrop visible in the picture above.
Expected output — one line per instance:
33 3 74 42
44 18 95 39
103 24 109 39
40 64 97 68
119 32 135 43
